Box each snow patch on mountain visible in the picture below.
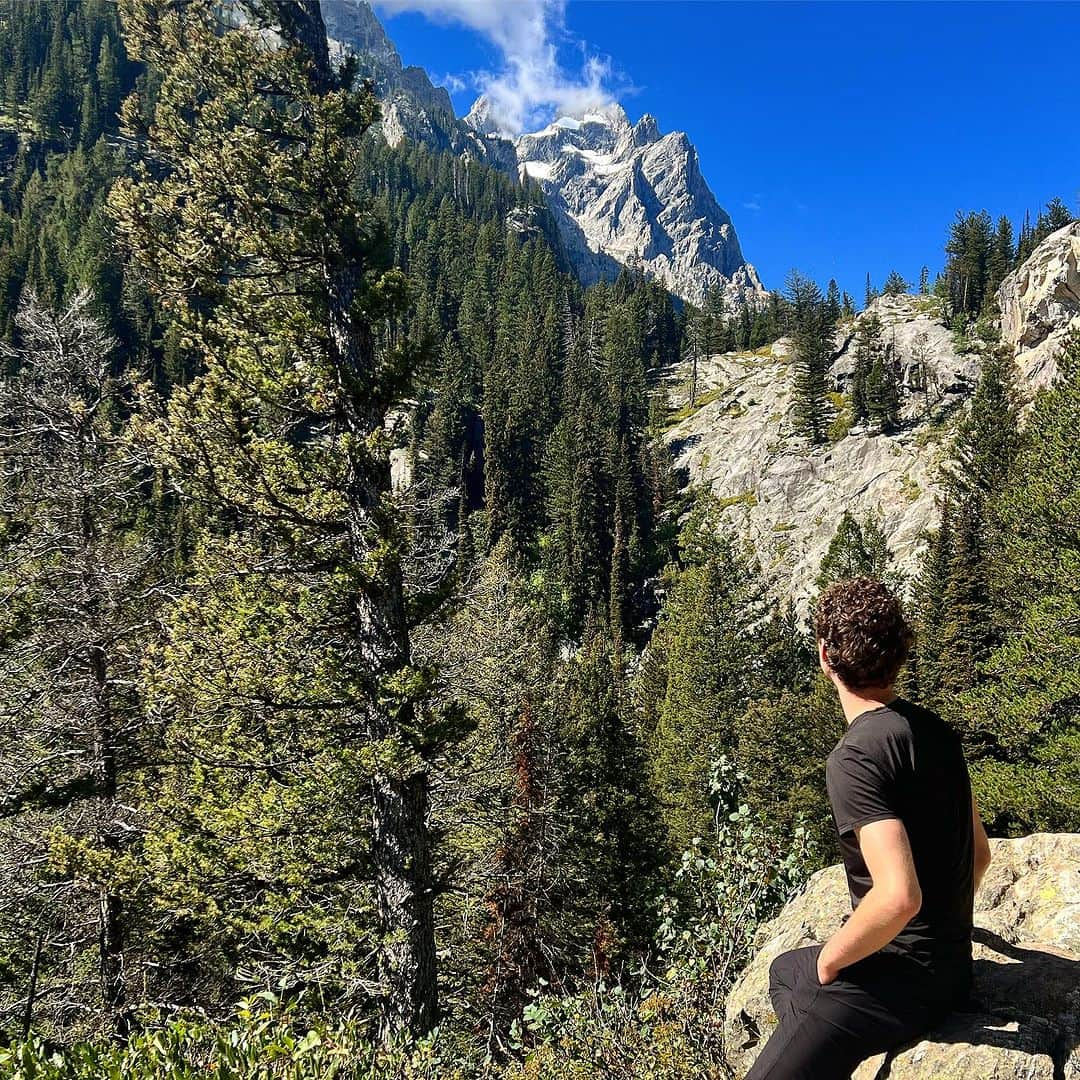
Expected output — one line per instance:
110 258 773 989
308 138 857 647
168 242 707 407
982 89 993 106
468 99 765 306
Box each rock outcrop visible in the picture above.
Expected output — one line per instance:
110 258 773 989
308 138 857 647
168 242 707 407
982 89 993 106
663 295 980 610
724 833 1080 1080
478 102 765 307
318 0 518 173
998 220 1080 391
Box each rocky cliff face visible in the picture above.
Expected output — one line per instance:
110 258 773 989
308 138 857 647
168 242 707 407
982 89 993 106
998 219 1080 391
664 215 1079 611
466 100 765 307
725 833 1080 1080
318 0 517 173
317 2 762 306
663 294 980 611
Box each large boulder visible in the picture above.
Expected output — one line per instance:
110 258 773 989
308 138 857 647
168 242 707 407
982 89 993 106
724 834 1080 1079
998 220 1080 391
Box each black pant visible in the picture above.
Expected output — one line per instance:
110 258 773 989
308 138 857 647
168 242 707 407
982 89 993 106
743 946 956 1080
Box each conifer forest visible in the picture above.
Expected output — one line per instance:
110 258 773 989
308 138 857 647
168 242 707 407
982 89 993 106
0 2 1076 1076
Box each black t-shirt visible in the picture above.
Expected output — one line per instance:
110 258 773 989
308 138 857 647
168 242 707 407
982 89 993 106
825 696 974 985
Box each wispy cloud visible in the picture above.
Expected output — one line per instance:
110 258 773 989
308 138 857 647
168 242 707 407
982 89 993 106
373 0 619 135
435 71 467 94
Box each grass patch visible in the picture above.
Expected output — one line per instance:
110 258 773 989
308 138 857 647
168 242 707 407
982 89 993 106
665 386 724 427
899 473 921 502
718 489 758 510
827 390 853 443
772 520 796 532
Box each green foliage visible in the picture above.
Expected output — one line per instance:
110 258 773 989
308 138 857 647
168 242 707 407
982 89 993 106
0 995 463 1079
814 510 897 595
737 679 843 858
505 759 815 1079
640 499 772 850
959 333 1080 833
786 271 831 443
881 270 908 296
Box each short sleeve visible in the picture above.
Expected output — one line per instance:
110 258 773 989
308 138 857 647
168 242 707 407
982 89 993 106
826 741 901 836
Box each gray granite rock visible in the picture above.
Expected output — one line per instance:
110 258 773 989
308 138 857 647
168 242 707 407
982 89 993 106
998 220 1080 391
725 835 1080 1080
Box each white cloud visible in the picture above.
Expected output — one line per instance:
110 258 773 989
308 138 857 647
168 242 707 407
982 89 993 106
373 0 618 135
435 71 468 94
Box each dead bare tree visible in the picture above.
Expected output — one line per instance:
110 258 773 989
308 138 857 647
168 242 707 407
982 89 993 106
0 290 164 1039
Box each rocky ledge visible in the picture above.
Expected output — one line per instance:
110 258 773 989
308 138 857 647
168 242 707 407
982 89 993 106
724 833 1080 1079
998 220 1080 391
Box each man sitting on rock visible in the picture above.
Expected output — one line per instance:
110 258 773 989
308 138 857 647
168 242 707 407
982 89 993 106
745 577 993 1080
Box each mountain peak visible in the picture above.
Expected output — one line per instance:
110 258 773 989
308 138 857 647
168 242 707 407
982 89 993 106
512 104 763 305
323 3 762 305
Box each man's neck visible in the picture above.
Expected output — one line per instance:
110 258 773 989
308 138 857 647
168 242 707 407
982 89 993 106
836 683 899 726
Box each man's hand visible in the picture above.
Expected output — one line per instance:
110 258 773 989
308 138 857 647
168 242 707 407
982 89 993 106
816 818 922 982
973 796 992 890
816 949 838 985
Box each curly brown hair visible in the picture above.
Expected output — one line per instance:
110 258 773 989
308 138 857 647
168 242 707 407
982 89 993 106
814 577 914 690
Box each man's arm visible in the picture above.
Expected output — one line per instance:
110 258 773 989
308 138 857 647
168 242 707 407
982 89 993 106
973 796 992 890
816 817 921 985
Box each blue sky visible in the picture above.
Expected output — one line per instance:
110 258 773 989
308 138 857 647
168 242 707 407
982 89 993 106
374 1 1080 300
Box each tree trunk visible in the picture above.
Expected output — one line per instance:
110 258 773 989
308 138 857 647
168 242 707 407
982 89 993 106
371 769 438 1037
21 932 44 1041
90 644 127 1035
260 0 440 1035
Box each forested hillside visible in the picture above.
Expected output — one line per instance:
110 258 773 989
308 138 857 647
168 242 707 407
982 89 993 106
0 2 1076 1077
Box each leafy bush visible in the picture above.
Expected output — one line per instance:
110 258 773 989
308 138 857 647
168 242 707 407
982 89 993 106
0 995 468 1080
507 758 815 1078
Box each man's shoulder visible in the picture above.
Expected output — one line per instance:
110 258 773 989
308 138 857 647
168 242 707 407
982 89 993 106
831 698 949 766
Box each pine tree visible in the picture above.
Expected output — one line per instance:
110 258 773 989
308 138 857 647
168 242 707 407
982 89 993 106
864 271 877 309
882 269 908 296
109 0 453 1036
825 278 841 324
786 270 830 444
960 332 1080 832
815 510 895 594
644 499 769 850
0 292 163 1039
987 215 1015 298
867 341 901 431
851 313 884 423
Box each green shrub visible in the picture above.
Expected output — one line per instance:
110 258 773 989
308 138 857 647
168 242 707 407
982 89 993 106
0 996 467 1080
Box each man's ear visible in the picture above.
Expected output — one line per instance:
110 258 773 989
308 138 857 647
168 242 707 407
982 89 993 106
818 638 831 676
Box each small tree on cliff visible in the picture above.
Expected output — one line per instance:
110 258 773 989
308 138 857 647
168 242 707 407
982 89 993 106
786 271 831 444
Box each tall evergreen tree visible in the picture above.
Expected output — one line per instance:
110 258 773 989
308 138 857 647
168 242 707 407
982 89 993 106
109 0 454 1035
0 292 162 1039
786 271 830 444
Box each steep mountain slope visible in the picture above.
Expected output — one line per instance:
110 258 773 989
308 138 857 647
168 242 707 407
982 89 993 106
664 219 1076 610
663 295 978 610
319 1 763 304
319 0 517 172
469 103 764 307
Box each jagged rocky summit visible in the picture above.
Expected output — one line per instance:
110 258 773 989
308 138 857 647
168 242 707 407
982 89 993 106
725 833 1080 1080
317 1 763 306
467 99 766 307
318 0 516 172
